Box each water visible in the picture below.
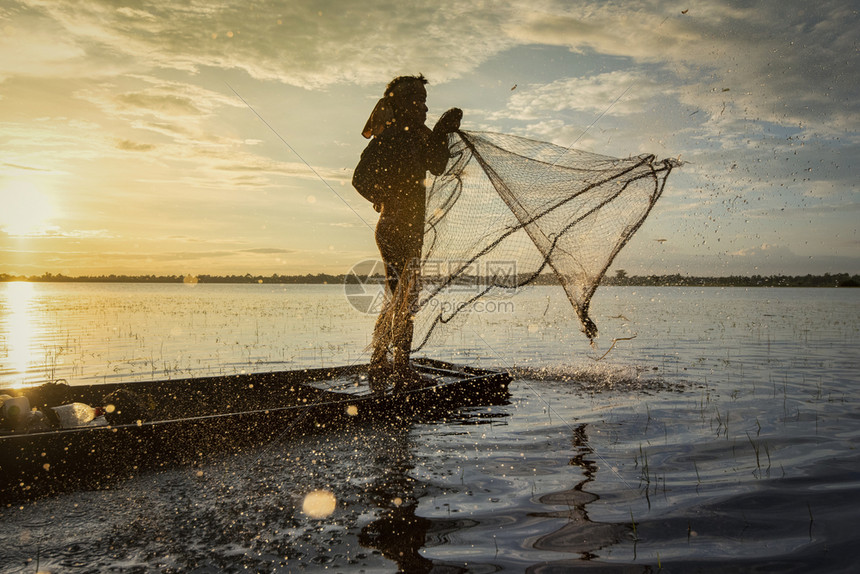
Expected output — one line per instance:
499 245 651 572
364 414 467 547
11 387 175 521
1 283 858 572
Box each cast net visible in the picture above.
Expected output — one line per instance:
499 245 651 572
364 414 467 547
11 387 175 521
406 130 679 352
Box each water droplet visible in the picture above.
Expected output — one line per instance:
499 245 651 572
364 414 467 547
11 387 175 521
302 490 337 518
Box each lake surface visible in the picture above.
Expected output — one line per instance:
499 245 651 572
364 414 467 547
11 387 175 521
1 283 858 572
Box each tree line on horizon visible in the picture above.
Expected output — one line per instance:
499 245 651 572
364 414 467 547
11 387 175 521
1 271 858 287
599 270 859 288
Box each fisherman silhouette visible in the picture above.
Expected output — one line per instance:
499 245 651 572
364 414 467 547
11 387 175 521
353 75 461 390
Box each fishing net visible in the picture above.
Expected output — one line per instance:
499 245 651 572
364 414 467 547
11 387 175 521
402 130 679 352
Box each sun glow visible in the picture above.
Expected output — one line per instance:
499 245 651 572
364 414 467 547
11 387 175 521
0 180 57 236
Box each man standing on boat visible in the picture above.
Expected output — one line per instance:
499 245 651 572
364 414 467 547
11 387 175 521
353 75 462 390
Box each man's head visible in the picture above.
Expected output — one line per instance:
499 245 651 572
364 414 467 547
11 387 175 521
386 75 428 127
361 74 430 138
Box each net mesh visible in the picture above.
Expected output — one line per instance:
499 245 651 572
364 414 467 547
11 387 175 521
405 130 679 351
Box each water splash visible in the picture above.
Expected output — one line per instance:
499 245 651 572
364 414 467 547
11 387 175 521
509 362 690 394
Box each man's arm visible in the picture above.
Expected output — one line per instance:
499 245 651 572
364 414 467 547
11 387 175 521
427 108 463 176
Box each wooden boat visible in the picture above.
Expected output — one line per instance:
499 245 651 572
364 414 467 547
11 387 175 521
0 358 510 503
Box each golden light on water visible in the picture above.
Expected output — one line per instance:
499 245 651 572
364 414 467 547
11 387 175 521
2 282 37 383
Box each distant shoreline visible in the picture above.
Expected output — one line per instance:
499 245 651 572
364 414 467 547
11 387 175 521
2 272 858 288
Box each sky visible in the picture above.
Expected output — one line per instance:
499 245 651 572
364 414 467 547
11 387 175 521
0 0 857 278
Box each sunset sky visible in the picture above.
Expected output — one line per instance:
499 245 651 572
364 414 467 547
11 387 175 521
1 0 857 277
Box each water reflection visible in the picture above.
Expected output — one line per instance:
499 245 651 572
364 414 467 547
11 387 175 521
530 424 627 562
360 419 629 571
1 282 37 384
358 422 436 573
358 409 512 572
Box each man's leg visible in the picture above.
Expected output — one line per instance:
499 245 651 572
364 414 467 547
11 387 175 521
390 253 424 388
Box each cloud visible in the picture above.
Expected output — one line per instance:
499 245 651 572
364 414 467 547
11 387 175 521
0 119 110 165
498 71 661 122
728 243 794 258
116 139 155 152
616 240 860 276
77 75 241 128
0 227 113 240
240 248 295 254
11 1 859 133
805 180 860 200
505 1 859 138
116 92 203 117
1 162 54 172
17 1 857 175
13 0 514 89
506 1 694 60
0 3 87 81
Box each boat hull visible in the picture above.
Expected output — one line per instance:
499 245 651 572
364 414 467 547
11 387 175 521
0 359 509 502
